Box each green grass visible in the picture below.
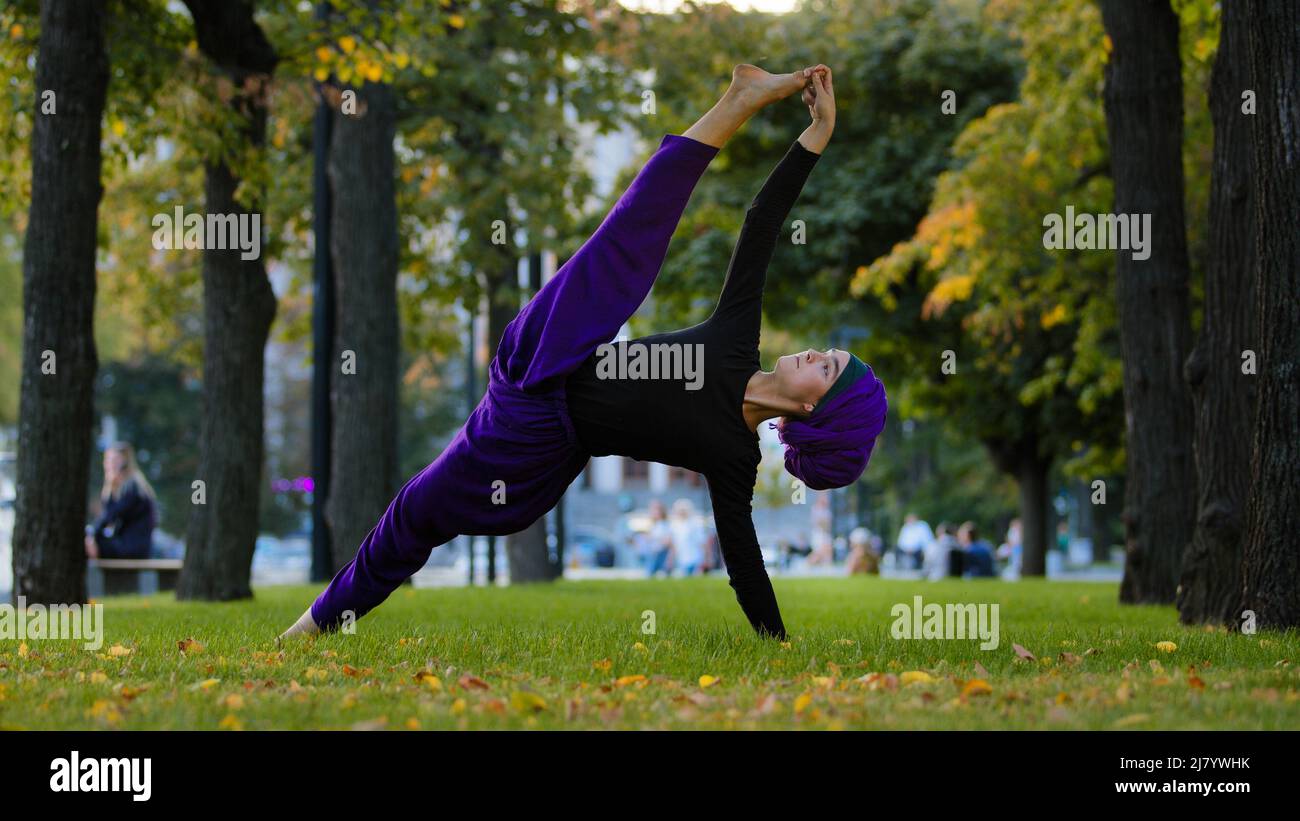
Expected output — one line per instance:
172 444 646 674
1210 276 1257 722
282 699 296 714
1 577 1298 729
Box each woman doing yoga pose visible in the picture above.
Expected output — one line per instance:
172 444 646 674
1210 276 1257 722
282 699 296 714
280 63 887 643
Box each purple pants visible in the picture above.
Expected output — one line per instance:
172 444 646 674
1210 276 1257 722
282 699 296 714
310 134 720 630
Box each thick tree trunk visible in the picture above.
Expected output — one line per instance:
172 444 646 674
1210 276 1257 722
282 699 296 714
1178 1 1256 626
1239 0 1300 629
177 0 278 600
1100 0 1197 605
325 82 400 572
12 0 108 605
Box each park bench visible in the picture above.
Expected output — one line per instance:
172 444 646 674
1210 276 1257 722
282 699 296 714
89 558 184 596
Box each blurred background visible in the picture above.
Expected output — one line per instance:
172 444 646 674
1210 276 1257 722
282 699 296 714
2 0 1291 628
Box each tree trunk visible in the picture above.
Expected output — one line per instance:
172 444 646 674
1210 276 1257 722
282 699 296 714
1100 0 1198 605
325 81 400 572
1090 481 1117 564
12 0 109 605
1017 454 1050 578
1178 0 1256 626
177 0 278 601
1239 0 1300 630
985 435 1049 578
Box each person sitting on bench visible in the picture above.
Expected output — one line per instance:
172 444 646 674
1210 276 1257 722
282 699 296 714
84 441 157 560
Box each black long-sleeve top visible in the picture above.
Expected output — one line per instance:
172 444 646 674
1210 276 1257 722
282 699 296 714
565 138 821 639
92 480 156 559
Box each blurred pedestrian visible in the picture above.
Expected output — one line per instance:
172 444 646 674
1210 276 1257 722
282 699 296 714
84 441 157 560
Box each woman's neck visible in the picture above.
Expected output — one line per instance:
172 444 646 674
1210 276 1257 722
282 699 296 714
742 368 802 432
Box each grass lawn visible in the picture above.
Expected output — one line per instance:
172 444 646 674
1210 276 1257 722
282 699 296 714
1 577 1297 730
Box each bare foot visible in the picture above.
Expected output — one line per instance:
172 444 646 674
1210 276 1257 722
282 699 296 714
728 63 809 111
276 606 320 646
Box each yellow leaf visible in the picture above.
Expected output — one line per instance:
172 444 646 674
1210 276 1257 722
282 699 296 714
339 35 356 54
218 714 243 731
17 642 27 658
1155 641 1177 653
793 692 812 714
632 642 648 653
405 717 421 730
510 691 548 713
592 658 612 671
364 63 383 83
315 45 333 63
222 693 245 710
698 675 719 688
448 14 465 29
900 670 935 686
90 671 108 684
110 120 126 139
393 52 410 70
314 66 330 82
614 674 646 687
1041 303 1067 329
198 678 220 690
10 23 23 39
451 698 467 715
414 671 442 691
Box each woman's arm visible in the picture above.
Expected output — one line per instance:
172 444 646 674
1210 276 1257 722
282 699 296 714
706 459 788 640
710 138 822 333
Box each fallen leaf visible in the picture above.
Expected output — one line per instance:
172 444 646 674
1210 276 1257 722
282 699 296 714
698 675 719 688
900 670 936 686
962 679 993 698
458 674 490 690
510 691 548 713
1155 641 1178 653
1013 643 1036 661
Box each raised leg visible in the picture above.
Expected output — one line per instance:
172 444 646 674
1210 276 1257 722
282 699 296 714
495 64 813 394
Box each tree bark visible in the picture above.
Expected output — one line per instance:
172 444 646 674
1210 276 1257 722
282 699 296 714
1178 0 1256 626
177 0 278 601
1016 453 1050 578
1239 0 1300 630
325 81 401 572
1100 0 1197 605
12 0 109 605
986 435 1049 578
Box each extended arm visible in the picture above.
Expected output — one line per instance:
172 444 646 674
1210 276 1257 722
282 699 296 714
710 138 821 333
706 461 788 640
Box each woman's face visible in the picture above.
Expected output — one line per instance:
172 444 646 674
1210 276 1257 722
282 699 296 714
103 449 125 480
774 348 849 413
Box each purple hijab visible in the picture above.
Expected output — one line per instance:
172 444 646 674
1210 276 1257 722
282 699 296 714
776 364 888 491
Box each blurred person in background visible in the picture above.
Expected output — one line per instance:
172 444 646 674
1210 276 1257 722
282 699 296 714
924 522 960 580
638 499 673 577
84 441 157 560
668 498 706 576
958 521 995 578
896 512 934 570
845 527 880 575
